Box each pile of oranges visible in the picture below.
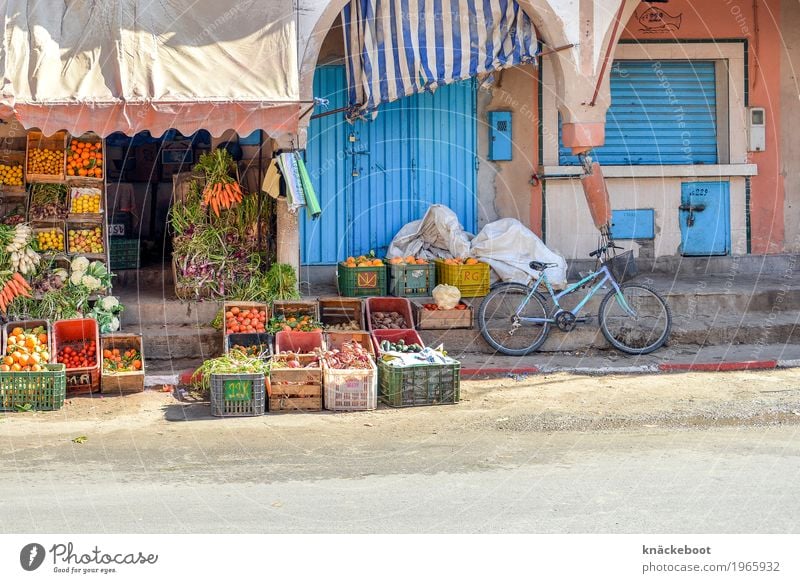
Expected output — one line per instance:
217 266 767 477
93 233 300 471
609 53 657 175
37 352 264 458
102 347 142 372
224 306 268 335
2 326 50 372
28 148 63 176
66 141 103 179
342 255 384 268
388 256 429 266
442 257 480 266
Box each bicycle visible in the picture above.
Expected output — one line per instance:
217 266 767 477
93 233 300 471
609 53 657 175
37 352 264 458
477 240 672 355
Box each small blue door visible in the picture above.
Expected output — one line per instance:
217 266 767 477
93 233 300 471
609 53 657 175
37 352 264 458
301 66 477 264
679 181 730 256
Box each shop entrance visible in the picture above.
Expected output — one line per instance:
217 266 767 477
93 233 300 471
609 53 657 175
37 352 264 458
301 65 478 265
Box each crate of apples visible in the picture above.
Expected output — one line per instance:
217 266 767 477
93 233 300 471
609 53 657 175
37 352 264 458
2 326 50 372
225 305 268 335
57 340 97 370
67 141 103 179
102 347 142 372
68 226 103 254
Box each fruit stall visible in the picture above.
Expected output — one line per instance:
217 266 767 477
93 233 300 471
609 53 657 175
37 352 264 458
0 127 148 410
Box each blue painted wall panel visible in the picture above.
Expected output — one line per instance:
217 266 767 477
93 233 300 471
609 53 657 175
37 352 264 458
560 60 718 166
303 67 477 264
611 209 655 240
680 181 730 256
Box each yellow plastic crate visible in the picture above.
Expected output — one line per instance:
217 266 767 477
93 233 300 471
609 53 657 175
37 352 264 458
434 259 490 297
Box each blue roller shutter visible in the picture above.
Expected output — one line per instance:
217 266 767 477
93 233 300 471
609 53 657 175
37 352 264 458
560 60 718 165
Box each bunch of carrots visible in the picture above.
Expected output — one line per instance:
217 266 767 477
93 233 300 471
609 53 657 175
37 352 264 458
203 180 243 217
0 273 32 313
196 148 245 217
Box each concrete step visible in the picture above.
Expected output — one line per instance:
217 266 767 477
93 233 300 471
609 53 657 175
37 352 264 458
419 312 800 355
119 297 221 328
122 324 222 361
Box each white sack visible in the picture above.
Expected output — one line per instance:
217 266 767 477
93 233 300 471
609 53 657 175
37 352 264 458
470 218 567 287
387 205 472 259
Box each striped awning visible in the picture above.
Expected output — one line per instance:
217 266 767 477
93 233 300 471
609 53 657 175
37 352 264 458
343 0 538 113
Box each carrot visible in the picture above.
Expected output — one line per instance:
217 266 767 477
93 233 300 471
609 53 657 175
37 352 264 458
12 273 29 290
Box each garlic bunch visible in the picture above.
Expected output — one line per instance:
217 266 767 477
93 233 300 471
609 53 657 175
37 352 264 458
6 224 32 253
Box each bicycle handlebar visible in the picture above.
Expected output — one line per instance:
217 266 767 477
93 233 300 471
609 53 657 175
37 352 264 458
589 242 624 258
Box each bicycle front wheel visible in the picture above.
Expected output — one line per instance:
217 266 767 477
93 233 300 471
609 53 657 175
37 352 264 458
598 284 672 355
478 284 550 356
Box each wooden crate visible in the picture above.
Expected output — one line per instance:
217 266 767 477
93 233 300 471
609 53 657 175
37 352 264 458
100 334 145 395
413 300 474 330
272 300 319 321
66 133 104 183
66 220 105 259
269 355 322 412
325 331 375 358
221 301 269 341
319 296 364 331
0 150 27 197
26 130 67 182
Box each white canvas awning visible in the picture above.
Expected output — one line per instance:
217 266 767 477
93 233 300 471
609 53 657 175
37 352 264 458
0 0 305 137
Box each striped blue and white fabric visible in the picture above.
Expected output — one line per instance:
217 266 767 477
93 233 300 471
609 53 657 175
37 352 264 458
342 0 538 113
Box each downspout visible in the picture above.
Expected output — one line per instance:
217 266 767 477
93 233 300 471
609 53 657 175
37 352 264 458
578 0 627 236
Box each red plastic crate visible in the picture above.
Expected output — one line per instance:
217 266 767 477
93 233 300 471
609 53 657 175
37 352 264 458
371 329 425 355
274 331 325 355
365 297 415 332
53 318 100 395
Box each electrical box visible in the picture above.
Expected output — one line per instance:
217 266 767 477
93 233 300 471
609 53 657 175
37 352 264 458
488 111 512 161
748 107 766 152
611 209 655 240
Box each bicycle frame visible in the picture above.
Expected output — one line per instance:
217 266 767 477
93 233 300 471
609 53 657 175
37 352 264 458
515 265 635 324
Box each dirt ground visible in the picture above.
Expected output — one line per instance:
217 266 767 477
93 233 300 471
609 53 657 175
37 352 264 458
3 369 800 439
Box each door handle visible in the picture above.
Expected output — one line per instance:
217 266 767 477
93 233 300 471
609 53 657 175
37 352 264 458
679 204 706 212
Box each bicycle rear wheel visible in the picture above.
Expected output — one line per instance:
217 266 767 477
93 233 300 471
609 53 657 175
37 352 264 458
478 284 550 356
598 284 672 354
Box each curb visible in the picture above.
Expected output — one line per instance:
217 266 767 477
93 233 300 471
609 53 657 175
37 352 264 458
147 360 799 386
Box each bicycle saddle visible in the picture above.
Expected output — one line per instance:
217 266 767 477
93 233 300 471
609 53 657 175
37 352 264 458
529 261 558 271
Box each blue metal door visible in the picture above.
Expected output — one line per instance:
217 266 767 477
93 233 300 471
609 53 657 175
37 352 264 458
680 181 730 256
302 66 477 264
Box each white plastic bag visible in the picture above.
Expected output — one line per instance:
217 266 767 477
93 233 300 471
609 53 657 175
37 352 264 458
387 205 472 259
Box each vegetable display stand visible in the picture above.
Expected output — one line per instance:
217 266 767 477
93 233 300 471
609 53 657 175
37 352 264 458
387 262 436 297
210 372 266 417
225 333 273 360
274 331 325 354
109 237 140 270
378 359 461 407
323 358 378 411
272 300 320 321
269 355 323 412
26 130 67 183
337 263 387 297
53 318 100 395
0 364 67 411
371 329 425 355
365 297 415 332
325 331 375 358
413 300 474 330
319 297 364 331
434 259 490 297
100 334 145 395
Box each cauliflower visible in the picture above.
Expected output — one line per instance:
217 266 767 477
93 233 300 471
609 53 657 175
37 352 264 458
71 256 90 274
81 275 101 291
70 271 84 286
100 296 120 311
54 268 68 281
109 316 121 332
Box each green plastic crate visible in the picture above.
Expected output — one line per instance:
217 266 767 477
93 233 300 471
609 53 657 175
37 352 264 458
337 263 387 297
387 262 435 297
378 359 460 407
109 238 140 270
0 364 67 411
